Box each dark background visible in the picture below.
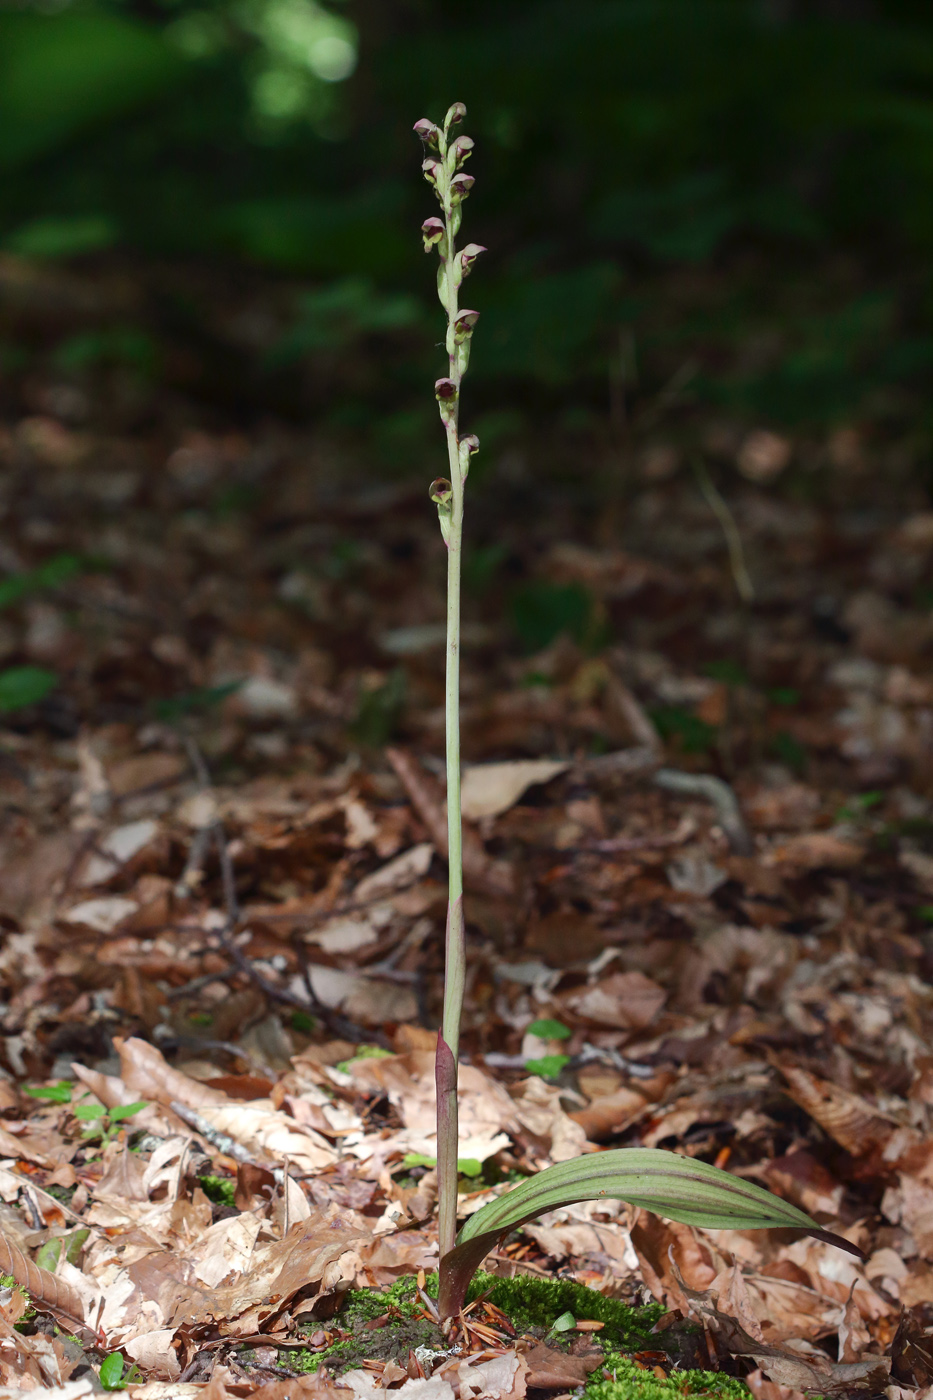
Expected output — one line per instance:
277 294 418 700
1 0 932 739
1 0 929 486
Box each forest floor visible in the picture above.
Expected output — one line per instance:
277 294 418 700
0 250 932 1400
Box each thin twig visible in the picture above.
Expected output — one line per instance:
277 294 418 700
653 767 753 856
693 457 755 604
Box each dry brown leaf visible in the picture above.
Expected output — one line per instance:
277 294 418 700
0 1232 87 1332
763 1150 844 1218
450 1349 528 1400
348 1050 516 1164
178 1203 373 1333
520 1342 601 1389
882 1174 933 1259
460 759 569 820
629 1211 720 1309
774 1061 896 1157
563 970 666 1031
670 1256 890 1393
772 831 865 871
570 1069 675 1142
508 1075 589 1162
114 1037 337 1170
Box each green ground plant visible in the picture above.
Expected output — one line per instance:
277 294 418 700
416 101 861 1327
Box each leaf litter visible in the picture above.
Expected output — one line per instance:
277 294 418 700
0 263 932 1399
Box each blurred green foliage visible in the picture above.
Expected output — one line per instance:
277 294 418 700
512 581 595 653
0 0 929 433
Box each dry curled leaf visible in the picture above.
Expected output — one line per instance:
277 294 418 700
0 1231 87 1332
774 1061 896 1157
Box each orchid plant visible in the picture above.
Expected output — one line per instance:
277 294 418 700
415 102 856 1325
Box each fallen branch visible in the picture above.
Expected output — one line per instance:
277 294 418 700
653 768 753 856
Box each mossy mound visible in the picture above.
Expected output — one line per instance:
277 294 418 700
465 1270 663 1348
292 1273 749 1400
591 1357 752 1400
294 1276 446 1375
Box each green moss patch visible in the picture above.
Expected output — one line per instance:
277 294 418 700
294 1276 447 1374
290 1272 749 1400
466 1271 663 1349
590 1357 751 1400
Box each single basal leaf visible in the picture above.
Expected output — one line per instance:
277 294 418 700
438 1146 860 1317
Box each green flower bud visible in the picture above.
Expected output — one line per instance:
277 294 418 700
430 477 453 545
458 434 479 480
444 102 467 131
446 135 474 173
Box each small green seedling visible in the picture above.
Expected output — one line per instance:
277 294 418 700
527 1019 572 1040
402 1153 483 1178
73 1100 148 1143
26 1083 147 1142
35 1230 89 1272
524 1055 571 1078
25 1082 75 1103
416 102 861 1325
0 665 58 713
99 1353 143 1391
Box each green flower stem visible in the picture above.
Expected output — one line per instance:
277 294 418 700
416 102 479 1271
438 111 466 1270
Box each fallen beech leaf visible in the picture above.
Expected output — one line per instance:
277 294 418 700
447 1350 527 1400
774 1062 896 1157
763 1150 845 1218
670 1256 890 1392
890 1303 933 1388
349 1050 517 1164
745 1368 808 1400
114 1036 337 1169
508 1075 588 1162
563 971 666 1031
60 896 139 932
569 1085 650 1140
460 758 569 820
341 1370 454 1399
114 1036 229 1110
521 1341 600 1388
79 819 160 885
772 831 864 871
630 1211 719 1308
353 843 434 902
177 1203 373 1332
882 1175 933 1259
0 1231 87 1331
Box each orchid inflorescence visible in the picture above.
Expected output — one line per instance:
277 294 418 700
414 103 857 1327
